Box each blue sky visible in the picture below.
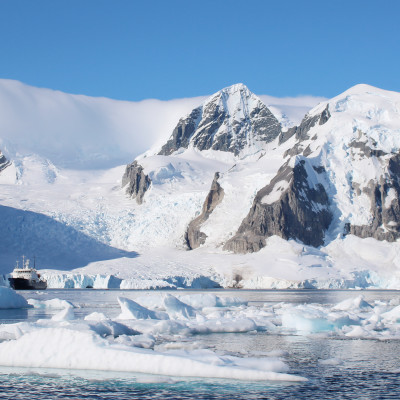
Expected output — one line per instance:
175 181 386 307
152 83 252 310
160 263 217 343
0 0 399 100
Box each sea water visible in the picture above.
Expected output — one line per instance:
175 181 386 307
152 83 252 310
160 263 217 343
0 289 400 399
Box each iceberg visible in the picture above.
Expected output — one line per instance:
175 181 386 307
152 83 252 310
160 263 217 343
0 287 29 309
0 328 305 381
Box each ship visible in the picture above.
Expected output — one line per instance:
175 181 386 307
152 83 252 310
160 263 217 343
8 256 47 290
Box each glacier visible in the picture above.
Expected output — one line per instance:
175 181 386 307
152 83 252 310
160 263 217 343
0 80 400 289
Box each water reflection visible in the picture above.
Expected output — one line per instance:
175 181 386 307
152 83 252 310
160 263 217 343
0 308 28 323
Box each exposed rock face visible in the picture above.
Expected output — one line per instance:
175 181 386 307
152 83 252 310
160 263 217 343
122 161 151 204
347 153 400 241
159 84 281 156
279 105 331 155
185 173 224 249
158 108 202 156
224 158 333 253
0 151 10 173
349 137 387 158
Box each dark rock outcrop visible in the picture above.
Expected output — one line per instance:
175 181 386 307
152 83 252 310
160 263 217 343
158 107 202 156
0 151 10 173
349 137 387 158
159 84 281 157
347 153 400 241
224 158 333 253
122 161 151 204
185 173 224 249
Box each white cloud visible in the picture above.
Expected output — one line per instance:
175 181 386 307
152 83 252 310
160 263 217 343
0 79 326 169
258 94 328 127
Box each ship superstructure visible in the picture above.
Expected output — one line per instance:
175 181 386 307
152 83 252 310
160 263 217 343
9 256 47 290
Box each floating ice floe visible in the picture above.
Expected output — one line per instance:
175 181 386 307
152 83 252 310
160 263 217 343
0 327 304 382
117 297 168 320
51 307 75 321
27 298 75 309
0 287 30 309
2 293 400 381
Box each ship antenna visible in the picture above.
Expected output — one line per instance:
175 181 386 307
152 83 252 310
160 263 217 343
22 255 25 268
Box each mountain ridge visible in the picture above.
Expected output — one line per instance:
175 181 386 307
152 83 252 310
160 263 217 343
1 81 400 289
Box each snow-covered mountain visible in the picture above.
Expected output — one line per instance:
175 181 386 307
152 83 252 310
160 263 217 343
1 80 400 290
124 83 400 251
225 84 400 252
158 83 281 157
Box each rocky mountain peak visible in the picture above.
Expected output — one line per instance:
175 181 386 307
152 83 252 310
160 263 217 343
158 83 281 157
224 84 400 253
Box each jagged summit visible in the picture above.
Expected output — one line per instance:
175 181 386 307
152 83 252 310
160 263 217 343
158 83 281 157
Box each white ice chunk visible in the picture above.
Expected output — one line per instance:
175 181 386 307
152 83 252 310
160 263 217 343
0 287 29 309
0 328 306 381
88 320 138 338
117 297 166 320
27 298 75 309
163 294 196 320
381 305 400 322
178 294 246 309
0 321 36 340
84 312 109 321
332 296 372 311
51 307 75 321
115 334 156 349
192 317 258 334
281 311 334 334
345 325 372 338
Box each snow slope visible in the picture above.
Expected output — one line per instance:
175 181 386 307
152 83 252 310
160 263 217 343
1 80 400 289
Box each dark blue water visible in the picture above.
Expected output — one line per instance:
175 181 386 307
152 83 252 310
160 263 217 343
0 289 399 399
